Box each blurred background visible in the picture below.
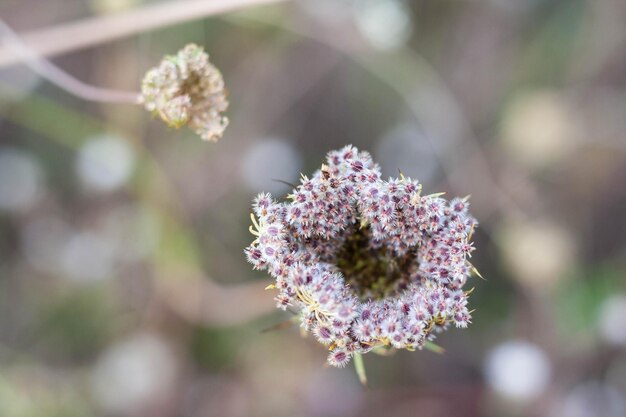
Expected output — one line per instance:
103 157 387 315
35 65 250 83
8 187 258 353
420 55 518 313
0 0 625 416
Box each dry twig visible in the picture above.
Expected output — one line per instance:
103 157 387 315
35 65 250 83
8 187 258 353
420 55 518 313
0 0 289 67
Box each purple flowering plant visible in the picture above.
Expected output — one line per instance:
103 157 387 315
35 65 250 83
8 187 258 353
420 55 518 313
245 145 478 371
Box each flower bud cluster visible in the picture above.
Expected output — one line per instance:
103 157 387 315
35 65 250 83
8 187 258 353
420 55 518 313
245 146 478 367
140 44 229 142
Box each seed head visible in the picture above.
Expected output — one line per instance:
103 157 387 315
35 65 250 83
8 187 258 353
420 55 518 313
140 44 229 142
245 145 479 367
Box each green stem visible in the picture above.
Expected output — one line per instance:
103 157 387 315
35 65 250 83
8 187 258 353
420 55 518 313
353 353 368 387
424 341 445 354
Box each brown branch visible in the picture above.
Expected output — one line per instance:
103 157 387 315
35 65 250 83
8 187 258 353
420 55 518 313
0 0 290 68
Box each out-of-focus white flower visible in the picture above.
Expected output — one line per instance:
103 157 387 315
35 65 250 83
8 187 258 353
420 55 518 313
76 134 135 192
91 333 176 415
0 148 43 213
501 91 577 168
485 340 551 402
498 220 575 291
241 139 302 194
354 0 413 51
22 207 158 281
597 295 626 347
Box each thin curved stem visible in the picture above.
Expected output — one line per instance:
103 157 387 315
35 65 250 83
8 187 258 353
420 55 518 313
0 0 290 103
0 19 140 104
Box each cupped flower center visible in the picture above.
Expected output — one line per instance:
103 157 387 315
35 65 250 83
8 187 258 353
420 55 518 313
333 223 417 300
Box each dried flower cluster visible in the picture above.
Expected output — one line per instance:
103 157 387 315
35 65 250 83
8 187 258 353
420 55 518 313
140 44 229 142
245 146 478 367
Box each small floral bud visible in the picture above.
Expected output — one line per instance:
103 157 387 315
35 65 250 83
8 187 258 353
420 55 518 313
140 44 229 142
328 348 351 368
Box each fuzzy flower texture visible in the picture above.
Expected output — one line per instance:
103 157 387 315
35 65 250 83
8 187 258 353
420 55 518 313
140 44 229 142
246 146 478 367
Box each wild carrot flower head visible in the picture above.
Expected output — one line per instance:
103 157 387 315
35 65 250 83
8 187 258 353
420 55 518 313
140 44 229 142
245 146 478 367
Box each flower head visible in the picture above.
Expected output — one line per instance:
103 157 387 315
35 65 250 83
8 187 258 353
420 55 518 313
140 44 229 142
245 146 478 367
